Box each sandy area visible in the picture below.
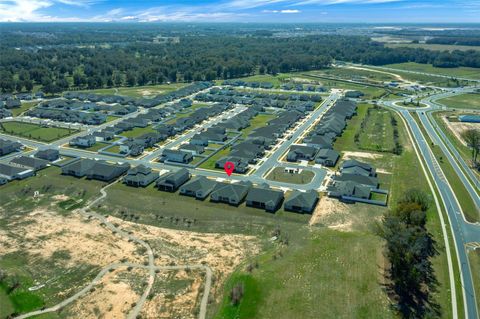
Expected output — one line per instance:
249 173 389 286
65 268 145 319
342 151 384 160
309 196 353 231
0 208 142 267
443 116 480 147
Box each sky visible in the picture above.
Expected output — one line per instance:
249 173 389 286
0 0 479 23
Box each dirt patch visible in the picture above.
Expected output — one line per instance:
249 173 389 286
309 196 353 231
64 267 146 318
106 216 259 312
139 89 164 96
0 208 142 267
342 151 384 160
443 116 480 146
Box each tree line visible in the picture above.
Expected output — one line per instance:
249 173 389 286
1 32 480 94
380 189 440 318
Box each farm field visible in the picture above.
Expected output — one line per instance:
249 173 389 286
437 93 480 110
384 62 480 79
386 43 480 52
0 121 78 142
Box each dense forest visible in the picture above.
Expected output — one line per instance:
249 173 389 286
1 24 480 94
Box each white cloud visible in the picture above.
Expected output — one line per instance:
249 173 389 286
263 9 301 13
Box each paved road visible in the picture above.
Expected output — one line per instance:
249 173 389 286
381 96 480 319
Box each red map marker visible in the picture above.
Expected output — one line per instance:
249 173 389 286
224 161 235 176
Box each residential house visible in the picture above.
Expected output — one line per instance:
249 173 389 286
70 135 96 148
156 168 190 192
180 176 217 199
210 181 252 205
160 149 193 164
0 163 34 180
284 190 319 214
34 149 60 161
315 149 340 167
123 165 159 187
9 156 49 171
286 145 318 162
246 185 284 212
0 139 22 156
179 144 205 155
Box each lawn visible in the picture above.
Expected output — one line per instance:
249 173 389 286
241 113 277 138
437 93 480 110
265 167 315 184
198 147 230 170
384 62 480 80
11 101 38 117
119 126 156 138
307 77 389 100
0 121 79 142
468 249 480 313
86 142 109 152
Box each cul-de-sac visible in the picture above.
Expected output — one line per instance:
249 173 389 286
0 14 479 319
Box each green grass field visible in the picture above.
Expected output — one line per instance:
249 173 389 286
384 62 480 80
333 103 370 152
357 107 396 153
79 83 186 98
198 147 230 170
265 167 314 184
241 113 277 138
468 249 480 313
0 121 79 142
437 93 480 110
119 126 156 138
11 101 38 117
311 67 398 82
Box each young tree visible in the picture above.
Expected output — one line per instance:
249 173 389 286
461 129 480 167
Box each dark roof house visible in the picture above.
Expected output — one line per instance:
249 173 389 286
156 168 190 192
284 190 319 214
124 165 159 187
180 176 217 199
246 185 284 212
210 181 252 205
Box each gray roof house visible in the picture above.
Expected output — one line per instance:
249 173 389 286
62 159 130 182
210 181 252 205
328 180 372 200
34 149 59 161
0 139 22 156
286 145 318 162
340 160 376 177
315 149 340 167
160 149 193 164
0 163 34 180
9 156 49 171
179 144 205 155
180 176 217 199
70 135 96 148
124 165 159 187
156 168 190 192
246 185 284 212
284 190 319 214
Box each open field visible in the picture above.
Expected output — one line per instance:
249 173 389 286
333 103 370 152
11 101 39 117
356 106 397 153
384 62 480 80
468 249 480 313
310 67 398 82
386 43 480 52
119 126 157 138
79 83 187 98
241 113 277 138
0 121 78 143
265 167 314 184
437 93 480 110
198 147 230 170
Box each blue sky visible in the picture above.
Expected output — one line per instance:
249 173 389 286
0 0 479 23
